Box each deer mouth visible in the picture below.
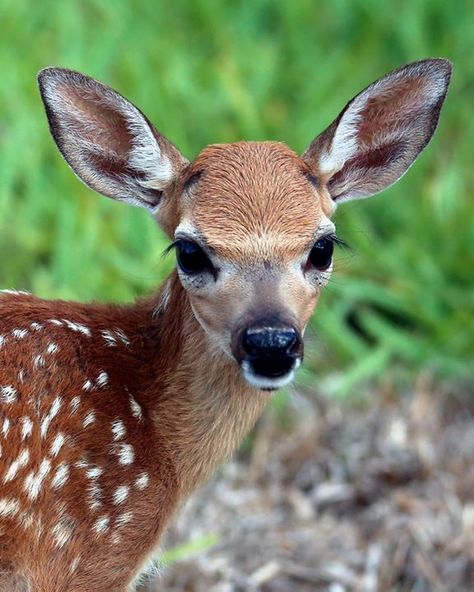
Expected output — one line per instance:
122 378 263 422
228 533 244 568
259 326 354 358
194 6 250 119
240 358 301 391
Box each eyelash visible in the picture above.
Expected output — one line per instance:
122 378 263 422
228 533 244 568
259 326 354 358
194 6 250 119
163 235 350 259
324 234 350 249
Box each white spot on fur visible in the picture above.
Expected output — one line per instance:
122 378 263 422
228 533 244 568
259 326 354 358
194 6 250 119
2 418 10 437
88 482 102 511
0 385 17 404
114 328 130 346
51 462 69 489
112 485 130 505
0 498 20 517
70 556 81 574
24 459 51 500
93 515 110 534
115 443 134 465
49 319 63 326
41 397 61 438
111 419 126 441
30 322 44 331
52 516 75 548
21 417 33 440
70 396 81 414
129 393 143 421
116 511 133 527
33 354 46 368
135 472 149 490
96 372 109 388
0 335 6 348
83 411 96 428
46 342 59 354
11 328 28 339
82 379 93 392
62 319 91 336
86 466 102 480
50 433 65 457
101 330 117 347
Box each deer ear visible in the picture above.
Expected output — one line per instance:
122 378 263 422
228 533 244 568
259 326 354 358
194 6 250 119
303 59 451 203
38 68 188 212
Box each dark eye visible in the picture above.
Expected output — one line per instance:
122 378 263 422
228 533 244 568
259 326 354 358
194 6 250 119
175 240 214 275
307 237 334 271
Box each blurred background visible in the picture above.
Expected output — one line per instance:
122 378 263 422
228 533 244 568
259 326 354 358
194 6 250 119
1 1 473 590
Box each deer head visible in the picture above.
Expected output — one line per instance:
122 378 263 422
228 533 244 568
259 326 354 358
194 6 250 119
38 59 451 391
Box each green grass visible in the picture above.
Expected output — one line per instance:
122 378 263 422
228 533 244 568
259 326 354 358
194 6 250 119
1 0 473 396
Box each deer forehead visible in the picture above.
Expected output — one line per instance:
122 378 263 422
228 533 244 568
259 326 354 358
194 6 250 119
178 141 332 262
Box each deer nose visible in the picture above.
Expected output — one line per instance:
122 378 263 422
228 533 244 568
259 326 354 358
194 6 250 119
240 326 302 379
242 327 298 356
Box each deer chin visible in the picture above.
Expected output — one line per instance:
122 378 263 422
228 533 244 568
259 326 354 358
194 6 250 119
240 359 300 391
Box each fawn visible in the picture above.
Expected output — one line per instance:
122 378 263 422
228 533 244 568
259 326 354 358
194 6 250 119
0 59 450 591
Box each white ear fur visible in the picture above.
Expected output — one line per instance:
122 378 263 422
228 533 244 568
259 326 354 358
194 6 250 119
38 68 187 212
303 59 452 203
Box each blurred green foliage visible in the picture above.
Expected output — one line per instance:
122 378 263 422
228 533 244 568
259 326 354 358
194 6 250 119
0 0 473 395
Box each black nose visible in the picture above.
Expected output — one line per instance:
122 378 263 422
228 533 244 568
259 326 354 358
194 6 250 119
241 326 302 378
242 327 297 356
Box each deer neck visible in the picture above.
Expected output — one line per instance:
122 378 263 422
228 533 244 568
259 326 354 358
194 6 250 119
148 273 269 494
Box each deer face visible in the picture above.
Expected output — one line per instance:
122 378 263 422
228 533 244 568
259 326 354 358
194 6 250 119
38 59 451 390
168 142 335 388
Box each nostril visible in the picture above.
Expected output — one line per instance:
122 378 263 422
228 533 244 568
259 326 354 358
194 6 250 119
242 327 298 355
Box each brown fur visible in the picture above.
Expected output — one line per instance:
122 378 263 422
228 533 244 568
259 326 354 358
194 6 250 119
0 59 450 590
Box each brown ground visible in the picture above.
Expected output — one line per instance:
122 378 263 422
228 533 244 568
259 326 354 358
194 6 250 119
141 379 474 591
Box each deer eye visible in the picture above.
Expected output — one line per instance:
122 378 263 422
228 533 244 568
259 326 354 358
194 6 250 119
307 237 334 271
175 240 214 276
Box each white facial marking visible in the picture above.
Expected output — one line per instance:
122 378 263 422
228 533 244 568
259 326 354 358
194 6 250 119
0 498 20 517
93 515 110 534
51 462 69 489
24 459 51 500
135 472 149 490
21 417 33 440
113 485 130 505
4 449 30 483
111 419 126 441
50 433 65 457
241 361 296 390
0 385 17 404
